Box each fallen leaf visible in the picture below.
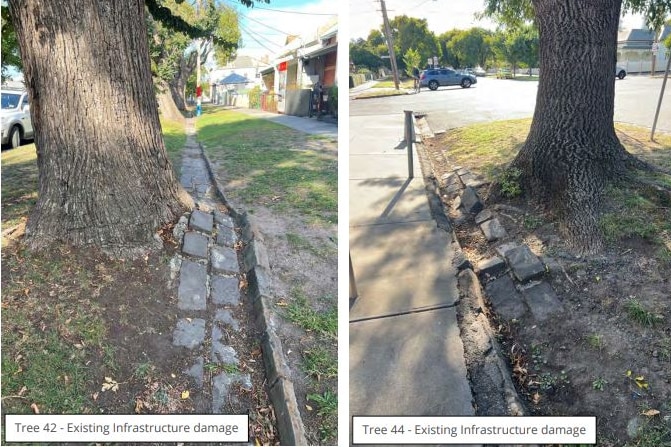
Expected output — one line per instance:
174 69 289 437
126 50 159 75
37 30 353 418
642 409 660 417
532 392 541 405
276 299 288 307
181 390 190 399
101 377 119 392
92 392 99 401
626 370 632 377
18 386 27 396
30 403 39 414
306 404 313 411
135 399 144 413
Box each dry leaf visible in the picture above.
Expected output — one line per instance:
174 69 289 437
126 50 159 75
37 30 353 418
181 390 190 399
101 377 119 392
92 392 99 401
532 392 541 405
642 409 660 417
135 399 144 413
18 386 27 396
276 299 288 307
306 404 313 411
30 403 40 414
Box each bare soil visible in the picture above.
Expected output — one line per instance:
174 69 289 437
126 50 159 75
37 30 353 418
1 228 278 445
246 207 338 445
422 135 671 446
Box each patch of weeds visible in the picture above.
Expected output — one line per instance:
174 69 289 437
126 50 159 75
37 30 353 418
626 420 671 447
625 298 664 327
286 288 337 339
592 377 607 391
307 390 337 417
538 370 570 391
653 337 671 362
222 364 240 374
531 344 547 366
303 348 338 381
134 362 154 380
584 333 604 351
523 214 543 230
287 233 335 258
317 425 337 444
499 168 523 198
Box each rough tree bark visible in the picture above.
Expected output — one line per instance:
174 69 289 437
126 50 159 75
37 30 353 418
510 0 635 253
9 0 193 256
156 80 185 123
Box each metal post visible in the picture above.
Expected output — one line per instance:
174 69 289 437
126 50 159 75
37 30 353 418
349 253 358 300
651 52 671 141
404 110 414 179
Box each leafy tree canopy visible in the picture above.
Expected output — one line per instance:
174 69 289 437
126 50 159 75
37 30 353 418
481 0 671 31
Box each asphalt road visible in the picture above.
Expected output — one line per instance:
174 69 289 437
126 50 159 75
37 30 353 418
350 75 671 134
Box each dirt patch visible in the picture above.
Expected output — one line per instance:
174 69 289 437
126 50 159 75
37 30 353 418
243 206 338 445
1 232 277 445
422 134 671 446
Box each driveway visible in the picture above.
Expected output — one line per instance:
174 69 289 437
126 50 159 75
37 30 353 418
350 75 671 133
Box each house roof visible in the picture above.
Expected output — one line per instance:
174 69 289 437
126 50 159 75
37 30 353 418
619 28 655 49
218 73 250 85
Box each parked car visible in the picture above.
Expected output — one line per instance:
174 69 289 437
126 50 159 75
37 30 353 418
616 66 626 79
461 67 475 76
496 68 513 79
1 88 33 149
474 66 487 77
419 68 477 90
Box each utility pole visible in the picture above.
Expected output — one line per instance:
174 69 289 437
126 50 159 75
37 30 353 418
195 0 202 116
379 0 400 90
650 50 671 141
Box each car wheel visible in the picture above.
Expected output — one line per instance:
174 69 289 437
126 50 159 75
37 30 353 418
8 126 22 149
617 70 626 80
461 78 472 88
428 80 439 91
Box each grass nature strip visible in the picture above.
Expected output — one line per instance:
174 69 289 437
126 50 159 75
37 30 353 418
196 108 337 225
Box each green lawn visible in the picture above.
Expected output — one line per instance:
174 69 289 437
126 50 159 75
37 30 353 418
160 117 186 176
436 119 671 254
196 109 337 225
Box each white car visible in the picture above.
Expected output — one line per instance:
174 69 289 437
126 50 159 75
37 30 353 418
616 66 626 80
1 88 34 149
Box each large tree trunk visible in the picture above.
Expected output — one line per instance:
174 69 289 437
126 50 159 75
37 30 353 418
170 50 197 110
511 0 629 253
156 80 185 123
9 0 193 256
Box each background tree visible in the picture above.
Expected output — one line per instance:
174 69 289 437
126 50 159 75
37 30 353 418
483 0 671 252
1 5 21 82
388 15 440 70
437 30 464 68
447 28 493 68
350 38 385 72
149 0 240 111
8 0 263 256
402 48 422 75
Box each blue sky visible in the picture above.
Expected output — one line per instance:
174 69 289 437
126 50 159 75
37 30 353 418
230 0 338 60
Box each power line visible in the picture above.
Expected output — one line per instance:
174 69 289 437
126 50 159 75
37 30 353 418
239 22 282 53
242 12 294 36
250 6 336 16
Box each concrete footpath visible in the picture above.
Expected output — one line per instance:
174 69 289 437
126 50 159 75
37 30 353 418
235 107 338 139
349 110 475 442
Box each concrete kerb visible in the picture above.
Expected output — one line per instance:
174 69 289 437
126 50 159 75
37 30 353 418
413 115 528 417
199 143 308 446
